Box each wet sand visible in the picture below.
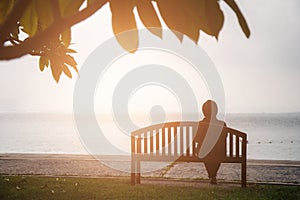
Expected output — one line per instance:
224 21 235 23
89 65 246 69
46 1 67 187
0 154 299 185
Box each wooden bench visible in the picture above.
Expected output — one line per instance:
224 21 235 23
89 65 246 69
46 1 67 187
131 121 247 187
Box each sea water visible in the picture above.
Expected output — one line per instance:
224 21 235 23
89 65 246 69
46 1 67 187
0 112 299 161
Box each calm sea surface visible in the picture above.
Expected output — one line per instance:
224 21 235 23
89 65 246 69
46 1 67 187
0 112 299 161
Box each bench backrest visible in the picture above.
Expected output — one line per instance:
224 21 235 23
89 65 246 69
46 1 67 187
131 121 247 161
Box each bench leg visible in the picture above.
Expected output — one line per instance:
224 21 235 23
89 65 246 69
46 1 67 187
136 161 141 184
131 158 136 185
131 173 136 185
241 160 247 187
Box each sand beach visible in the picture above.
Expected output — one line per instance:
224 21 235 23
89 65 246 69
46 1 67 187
0 154 299 186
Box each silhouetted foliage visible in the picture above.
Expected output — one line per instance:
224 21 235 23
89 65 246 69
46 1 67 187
0 0 250 82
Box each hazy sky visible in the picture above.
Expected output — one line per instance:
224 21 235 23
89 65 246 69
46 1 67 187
0 0 299 113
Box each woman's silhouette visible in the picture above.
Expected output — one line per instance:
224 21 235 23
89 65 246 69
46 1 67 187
194 100 227 184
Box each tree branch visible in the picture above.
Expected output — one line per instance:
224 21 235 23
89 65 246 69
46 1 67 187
0 0 32 44
51 0 61 22
0 0 108 60
223 0 250 38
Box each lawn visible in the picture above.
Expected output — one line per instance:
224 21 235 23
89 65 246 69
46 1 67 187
0 175 299 200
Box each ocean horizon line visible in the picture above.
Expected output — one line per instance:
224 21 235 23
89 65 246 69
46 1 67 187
1 110 300 115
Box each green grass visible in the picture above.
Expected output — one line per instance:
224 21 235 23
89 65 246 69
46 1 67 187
0 175 299 200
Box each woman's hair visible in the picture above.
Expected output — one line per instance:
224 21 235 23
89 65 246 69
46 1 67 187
202 100 218 118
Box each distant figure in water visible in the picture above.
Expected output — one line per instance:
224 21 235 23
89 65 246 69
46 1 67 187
194 100 227 184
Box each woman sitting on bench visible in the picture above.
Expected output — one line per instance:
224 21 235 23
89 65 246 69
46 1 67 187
194 100 227 185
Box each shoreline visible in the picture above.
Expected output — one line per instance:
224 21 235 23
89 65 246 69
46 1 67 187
0 153 299 185
1 153 300 164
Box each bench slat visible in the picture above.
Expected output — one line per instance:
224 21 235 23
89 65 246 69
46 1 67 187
174 126 178 156
150 132 153 153
168 127 171 156
186 126 190 156
144 132 147 154
162 128 165 156
137 137 141 154
236 136 240 157
131 136 135 154
156 129 160 155
180 127 184 155
229 133 233 157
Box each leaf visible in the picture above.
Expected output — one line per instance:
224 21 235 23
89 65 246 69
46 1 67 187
64 55 78 73
50 60 62 83
59 0 85 17
180 0 206 40
62 64 72 78
202 0 224 39
110 0 138 53
61 28 71 47
39 56 49 72
35 0 54 30
39 56 45 71
136 0 162 38
64 55 77 68
45 57 50 68
66 48 77 53
172 30 184 42
181 0 206 20
156 0 199 43
87 0 97 7
0 0 14 24
224 0 250 38
183 0 224 39
20 1 38 36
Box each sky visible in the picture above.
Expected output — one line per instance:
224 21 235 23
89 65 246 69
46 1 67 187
0 0 299 114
